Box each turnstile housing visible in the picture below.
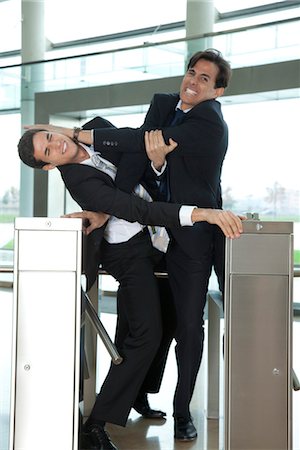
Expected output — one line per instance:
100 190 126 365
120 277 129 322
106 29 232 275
224 220 293 450
10 217 83 450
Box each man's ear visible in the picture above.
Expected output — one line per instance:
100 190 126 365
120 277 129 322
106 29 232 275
215 87 225 98
42 163 56 171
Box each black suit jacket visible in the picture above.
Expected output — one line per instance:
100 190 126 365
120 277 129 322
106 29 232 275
90 94 228 259
143 94 228 258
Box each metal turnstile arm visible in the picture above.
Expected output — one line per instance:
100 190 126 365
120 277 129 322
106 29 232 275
293 369 300 391
82 290 123 365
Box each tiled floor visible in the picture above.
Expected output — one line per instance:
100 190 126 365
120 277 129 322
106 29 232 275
104 335 222 450
1 286 300 450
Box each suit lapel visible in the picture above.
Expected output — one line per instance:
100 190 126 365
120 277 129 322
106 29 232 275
162 95 180 126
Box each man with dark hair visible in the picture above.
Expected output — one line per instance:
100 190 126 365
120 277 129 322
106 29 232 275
141 48 233 440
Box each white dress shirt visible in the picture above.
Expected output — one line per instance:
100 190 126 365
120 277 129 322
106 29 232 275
80 143 195 245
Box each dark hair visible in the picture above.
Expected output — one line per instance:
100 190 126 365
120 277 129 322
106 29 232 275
18 129 47 169
187 48 232 89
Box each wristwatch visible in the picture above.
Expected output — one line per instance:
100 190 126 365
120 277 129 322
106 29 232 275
73 126 82 141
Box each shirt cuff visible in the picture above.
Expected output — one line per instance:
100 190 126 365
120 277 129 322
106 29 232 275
151 160 167 176
179 206 196 226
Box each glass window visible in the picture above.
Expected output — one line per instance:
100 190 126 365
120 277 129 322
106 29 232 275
216 0 285 13
0 0 21 53
45 0 186 44
214 1 300 32
0 113 21 267
222 97 300 264
1 0 298 58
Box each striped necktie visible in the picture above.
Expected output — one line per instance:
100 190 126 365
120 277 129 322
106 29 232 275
134 185 170 253
91 153 117 179
91 153 169 252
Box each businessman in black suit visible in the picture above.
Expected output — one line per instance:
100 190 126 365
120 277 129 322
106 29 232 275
18 116 242 450
141 49 232 440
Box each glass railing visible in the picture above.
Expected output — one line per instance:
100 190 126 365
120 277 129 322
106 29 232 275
0 17 299 111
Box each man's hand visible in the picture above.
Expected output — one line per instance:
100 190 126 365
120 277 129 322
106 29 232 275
62 210 110 235
145 130 177 170
191 208 246 239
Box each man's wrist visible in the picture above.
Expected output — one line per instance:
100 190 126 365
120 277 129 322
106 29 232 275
191 207 209 223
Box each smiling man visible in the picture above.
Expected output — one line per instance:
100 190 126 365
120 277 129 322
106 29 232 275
141 48 233 441
33 130 87 165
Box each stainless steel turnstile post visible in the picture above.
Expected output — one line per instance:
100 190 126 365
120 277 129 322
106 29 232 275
224 219 293 450
10 217 83 450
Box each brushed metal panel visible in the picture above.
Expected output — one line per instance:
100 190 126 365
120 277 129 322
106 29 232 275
227 274 289 450
18 230 78 271
13 271 77 450
242 221 293 235
14 217 82 232
229 234 291 275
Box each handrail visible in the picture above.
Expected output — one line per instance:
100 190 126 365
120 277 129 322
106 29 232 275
294 369 300 391
0 16 299 70
1 266 300 277
0 266 14 272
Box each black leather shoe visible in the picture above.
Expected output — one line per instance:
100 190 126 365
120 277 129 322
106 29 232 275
81 423 118 450
174 417 197 441
133 393 166 419
80 430 98 450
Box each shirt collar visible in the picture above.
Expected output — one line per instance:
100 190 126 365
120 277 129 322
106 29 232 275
79 143 96 165
80 143 95 157
176 99 191 113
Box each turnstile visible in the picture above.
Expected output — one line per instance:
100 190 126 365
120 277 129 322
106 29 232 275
10 217 83 450
224 219 293 450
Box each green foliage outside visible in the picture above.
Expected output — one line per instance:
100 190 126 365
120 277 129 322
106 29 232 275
258 215 300 222
2 240 14 250
0 215 16 251
0 214 17 223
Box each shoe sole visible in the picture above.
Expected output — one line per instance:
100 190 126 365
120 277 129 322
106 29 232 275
174 431 198 441
174 435 197 441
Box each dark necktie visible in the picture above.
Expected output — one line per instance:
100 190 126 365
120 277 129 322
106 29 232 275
170 108 185 126
159 108 185 201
